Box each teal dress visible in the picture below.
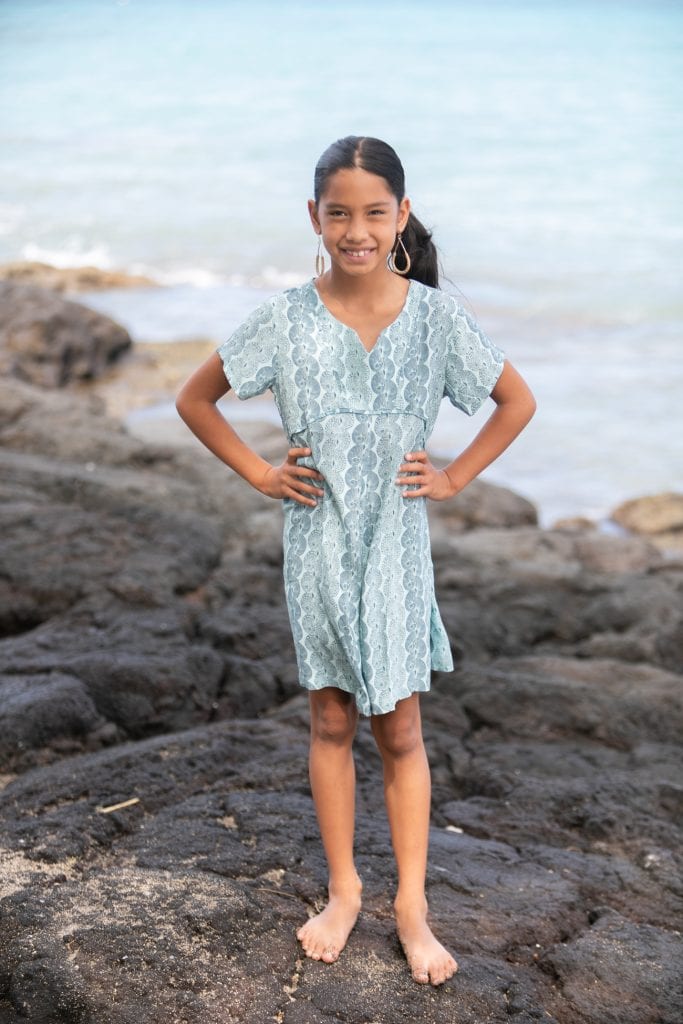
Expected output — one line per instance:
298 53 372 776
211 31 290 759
217 278 505 716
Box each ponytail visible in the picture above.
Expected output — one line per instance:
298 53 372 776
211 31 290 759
402 211 439 289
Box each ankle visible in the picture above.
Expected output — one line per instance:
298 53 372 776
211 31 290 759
328 874 363 899
394 892 428 916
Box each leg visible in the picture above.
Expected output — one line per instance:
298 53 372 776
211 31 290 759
296 687 363 963
371 693 458 986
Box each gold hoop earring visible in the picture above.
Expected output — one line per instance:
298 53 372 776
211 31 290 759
315 236 325 277
387 232 411 275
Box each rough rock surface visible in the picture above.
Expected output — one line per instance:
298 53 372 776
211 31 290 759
0 282 132 387
0 260 157 292
1 377 682 1023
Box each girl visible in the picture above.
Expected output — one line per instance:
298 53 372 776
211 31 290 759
175 136 536 987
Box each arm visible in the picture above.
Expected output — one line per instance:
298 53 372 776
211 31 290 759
443 359 536 495
396 360 536 501
174 353 324 505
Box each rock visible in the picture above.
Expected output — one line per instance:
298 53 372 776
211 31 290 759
540 908 683 1024
0 712 680 1022
73 337 219 422
0 346 681 1021
0 281 132 387
428 472 538 536
551 515 596 531
0 259 158 292
611 492 683 554
0 375 164 468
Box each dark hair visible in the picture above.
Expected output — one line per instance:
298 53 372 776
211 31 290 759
313 135 440 289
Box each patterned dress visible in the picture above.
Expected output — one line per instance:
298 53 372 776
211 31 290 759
216 278 505 716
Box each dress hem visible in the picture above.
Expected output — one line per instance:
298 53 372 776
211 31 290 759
296 678 433 717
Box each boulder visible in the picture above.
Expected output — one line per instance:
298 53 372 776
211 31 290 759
428 472 538 535
0 281 132 386
611 492 683 554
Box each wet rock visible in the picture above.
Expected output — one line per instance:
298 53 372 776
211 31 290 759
0 281 132 387
0 259 157 292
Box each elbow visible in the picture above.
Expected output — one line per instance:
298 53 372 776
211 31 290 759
521 382 537 423
175 387 190 420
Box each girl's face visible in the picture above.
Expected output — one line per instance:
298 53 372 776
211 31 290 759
308 167 410 278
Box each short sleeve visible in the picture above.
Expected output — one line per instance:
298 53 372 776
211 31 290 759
216 297 279 399
443 302 506 416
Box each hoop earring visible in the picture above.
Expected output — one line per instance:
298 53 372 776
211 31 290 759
387 232 411 275
315 236 325 277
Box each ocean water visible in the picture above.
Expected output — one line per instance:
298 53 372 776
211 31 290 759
1 0 681 524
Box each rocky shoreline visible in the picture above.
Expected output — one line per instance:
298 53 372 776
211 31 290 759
0 274 681 1022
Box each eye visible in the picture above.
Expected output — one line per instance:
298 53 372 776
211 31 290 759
369 209 386 216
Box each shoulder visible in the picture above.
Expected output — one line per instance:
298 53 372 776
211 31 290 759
281 279 317 310
411 281 463 330
234 284 306 330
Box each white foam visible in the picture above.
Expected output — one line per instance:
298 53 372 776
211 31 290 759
21 238 114 269
144 265 225 288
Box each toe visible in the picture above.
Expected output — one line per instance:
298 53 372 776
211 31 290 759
412 964 430 984
321 946 339 963
434 956 457 985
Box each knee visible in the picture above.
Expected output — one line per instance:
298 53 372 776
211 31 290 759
310 697 357 746
373 719 422 759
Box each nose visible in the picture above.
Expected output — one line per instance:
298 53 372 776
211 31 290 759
344 216 368 242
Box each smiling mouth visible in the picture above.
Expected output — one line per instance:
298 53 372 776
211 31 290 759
342 248 375 258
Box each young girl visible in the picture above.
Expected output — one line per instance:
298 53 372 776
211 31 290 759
175 135 536 987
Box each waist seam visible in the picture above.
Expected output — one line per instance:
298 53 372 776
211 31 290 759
295 408 428 432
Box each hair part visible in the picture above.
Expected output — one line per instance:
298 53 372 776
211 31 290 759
313 135 440 289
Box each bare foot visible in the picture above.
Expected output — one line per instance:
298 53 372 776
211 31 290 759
395 897 458 985
296 878 362 963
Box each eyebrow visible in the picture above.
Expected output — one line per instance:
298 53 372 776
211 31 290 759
323 200 393 208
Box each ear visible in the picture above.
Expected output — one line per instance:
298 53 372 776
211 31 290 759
397 196 411 234
308 199 321 234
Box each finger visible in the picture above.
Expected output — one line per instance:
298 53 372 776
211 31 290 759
396 465 424 480
287 446 313 461
292 478 324 496
285 473 324 496
288 448 325 480
294 465 325 481
285 484 318 506
405 450 427 462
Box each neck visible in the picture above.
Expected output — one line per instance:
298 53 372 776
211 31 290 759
320 265 408 308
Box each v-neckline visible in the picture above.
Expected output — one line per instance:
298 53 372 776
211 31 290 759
310 277 414 356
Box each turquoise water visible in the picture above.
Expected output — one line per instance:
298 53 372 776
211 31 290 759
1 0 682 523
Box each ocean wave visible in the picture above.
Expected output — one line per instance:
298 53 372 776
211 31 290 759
21 239 114 269
104 262 310 291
